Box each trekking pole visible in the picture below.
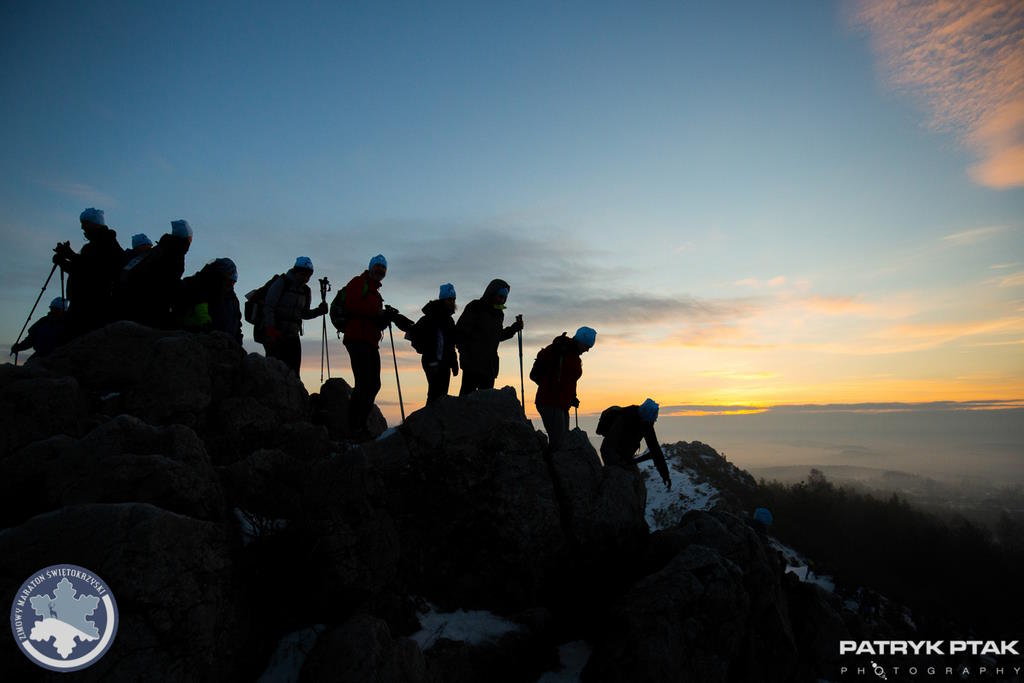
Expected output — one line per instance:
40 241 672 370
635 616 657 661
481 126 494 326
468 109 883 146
59 267 65 301
388 321 406 422
319 277 331 382
574 405 579 429
13 263 59 366
517 325 525 413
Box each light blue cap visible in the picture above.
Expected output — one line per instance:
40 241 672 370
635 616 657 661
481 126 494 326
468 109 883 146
171 219 193 239
79 208 105 226
294 256 313 271
213 257 238 282
638 398 659 423
439 283 456 300
369 254 387 269
131 233 152 249
49 297 69 311
496 287 509 298
573 326 596 349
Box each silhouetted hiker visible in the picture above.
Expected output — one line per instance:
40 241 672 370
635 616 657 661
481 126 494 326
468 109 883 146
455 279 524 396
262 256 327 375
52 208 125 335
407 283 459 405
596 399 671 490
10 297 69 358
118 219 193 328
336 255 414 437
123 233 153 264
176 258 242 344
531 326 596 451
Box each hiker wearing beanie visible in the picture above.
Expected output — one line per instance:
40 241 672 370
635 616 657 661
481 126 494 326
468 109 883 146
263 256 327 375
123 233 153 264
596 399 671 490
337 254 414 437
52 208 125 335
11 297 69 358
531 326 596 451
176 258 242 344
407 283 460 405
454 278 524 396
117 219 193 328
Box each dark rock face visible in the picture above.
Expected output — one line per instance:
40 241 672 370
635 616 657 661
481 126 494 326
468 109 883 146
0 503 248 683
0 415 223 528
0 370 86 457
300 614 425 683
374 389 567 612
311 377 388 440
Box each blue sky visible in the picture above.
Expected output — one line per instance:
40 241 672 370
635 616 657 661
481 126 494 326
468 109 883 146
2 1 1022 418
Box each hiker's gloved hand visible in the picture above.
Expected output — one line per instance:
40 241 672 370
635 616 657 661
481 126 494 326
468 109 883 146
314 302 328 316
265 326 282 343
451 362 459 377
513 314 524 332
570 397 580 408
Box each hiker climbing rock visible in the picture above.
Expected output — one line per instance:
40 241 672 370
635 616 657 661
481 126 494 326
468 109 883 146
176 258 242 344
335 254 413 437
596 398 671 490
10 297 69 359
531 326 596 451
407 283 460 405
51 208 124 336
117 219 193 329
260 256 327 375
455 278 523 396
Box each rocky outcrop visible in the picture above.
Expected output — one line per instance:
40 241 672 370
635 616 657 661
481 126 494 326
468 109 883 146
0 323 888 681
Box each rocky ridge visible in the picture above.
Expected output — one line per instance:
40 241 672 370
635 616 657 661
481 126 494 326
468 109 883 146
0 323 904 682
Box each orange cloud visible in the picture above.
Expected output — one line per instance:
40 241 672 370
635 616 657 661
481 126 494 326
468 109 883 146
735 276 786 289
852 0 1024 188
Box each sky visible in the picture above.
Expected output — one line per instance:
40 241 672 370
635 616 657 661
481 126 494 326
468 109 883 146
1 0 1022 425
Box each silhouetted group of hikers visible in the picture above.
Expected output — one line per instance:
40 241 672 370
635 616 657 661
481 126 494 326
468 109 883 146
12 208 672 488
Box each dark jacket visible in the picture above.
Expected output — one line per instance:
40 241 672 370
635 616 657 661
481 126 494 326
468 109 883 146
118 234 189 328
11 313 67 358
532 333 583 410
411 299 458 371
176 263 243 344
264 269 317 337
56 228 124 330
455 279 520 377
598 405 670 485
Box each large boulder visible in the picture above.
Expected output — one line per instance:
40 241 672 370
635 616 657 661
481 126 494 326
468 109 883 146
0 371 87 457
300 614 425 683
310 378 387 440
375 389 565 611
0 415 224 528
0 503 248 682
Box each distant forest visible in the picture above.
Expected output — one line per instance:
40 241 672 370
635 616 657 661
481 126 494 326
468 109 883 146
755 470 1024 635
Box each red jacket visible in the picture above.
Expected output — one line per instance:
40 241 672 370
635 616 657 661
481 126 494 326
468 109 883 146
533 334 583 410
342 272 385 346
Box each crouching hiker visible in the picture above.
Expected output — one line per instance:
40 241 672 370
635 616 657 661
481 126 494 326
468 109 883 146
176 258 242 344
262 256 328 375
455 278 524 396
11 297 69 359
407 283 459 405
336 254 414 438
531 326 596 451
596 399 671 490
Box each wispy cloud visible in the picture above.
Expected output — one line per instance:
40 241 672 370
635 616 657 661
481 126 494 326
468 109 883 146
991 262 1019 270
36 179 117 207
851 0 1024 188
941 225 1006 245
997 271 1024 288
735 276 786 289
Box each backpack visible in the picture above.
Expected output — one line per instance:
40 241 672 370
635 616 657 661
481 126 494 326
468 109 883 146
596 406 623 436
244 273 284 342
404 316 431 355
529 334 568 384
330 278 370 333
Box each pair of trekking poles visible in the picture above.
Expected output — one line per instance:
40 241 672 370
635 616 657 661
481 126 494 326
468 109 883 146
317 276 407 423
12 263 65 366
